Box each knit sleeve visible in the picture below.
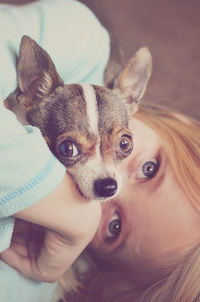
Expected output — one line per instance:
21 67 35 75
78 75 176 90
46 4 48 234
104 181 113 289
0 105 66 252
0 0 110 101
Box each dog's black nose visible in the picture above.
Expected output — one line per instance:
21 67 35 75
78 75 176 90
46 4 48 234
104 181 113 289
94 178 118 198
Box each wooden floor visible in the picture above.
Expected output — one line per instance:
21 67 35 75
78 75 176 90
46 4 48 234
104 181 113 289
1 0 200 119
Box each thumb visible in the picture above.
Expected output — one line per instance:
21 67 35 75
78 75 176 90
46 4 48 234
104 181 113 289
33 230 82 282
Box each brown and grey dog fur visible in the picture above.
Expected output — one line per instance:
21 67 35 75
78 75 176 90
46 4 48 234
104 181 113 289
11 36 152 200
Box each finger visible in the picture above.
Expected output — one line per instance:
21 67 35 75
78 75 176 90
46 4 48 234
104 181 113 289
1 231 83 282
1 246 48 281
1 247 32 276
9 242 28 257
32 231 80 282
31 229 92 282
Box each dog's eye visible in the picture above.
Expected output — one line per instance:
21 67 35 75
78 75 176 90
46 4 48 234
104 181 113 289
119 135 133 154
58 140 79 157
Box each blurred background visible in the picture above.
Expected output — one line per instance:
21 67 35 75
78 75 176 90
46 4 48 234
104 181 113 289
1 0 200 119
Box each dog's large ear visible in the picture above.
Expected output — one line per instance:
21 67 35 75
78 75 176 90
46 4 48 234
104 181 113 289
114 47 152 115
17 35 63 110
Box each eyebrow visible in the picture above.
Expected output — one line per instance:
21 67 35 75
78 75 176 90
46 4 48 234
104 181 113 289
112 225 132 255
113 238 127 254
148 150 167 194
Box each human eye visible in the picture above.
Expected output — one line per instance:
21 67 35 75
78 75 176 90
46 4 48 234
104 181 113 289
137 158 159 180
106 213 121 241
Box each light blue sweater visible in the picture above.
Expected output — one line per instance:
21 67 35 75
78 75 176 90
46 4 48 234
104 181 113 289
0 0 110 301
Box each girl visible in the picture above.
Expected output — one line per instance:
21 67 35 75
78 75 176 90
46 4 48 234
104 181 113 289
64 102 200 302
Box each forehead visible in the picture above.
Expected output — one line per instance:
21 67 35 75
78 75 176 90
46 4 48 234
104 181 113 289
129 118 160 151
46 83 129 136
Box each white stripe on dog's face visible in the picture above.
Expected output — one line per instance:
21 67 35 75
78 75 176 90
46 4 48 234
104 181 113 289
80 83 99 136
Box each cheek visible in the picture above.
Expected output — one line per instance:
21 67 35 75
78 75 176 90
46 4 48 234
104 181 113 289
125 193 191 262
125 204 160 260
117 184 171 260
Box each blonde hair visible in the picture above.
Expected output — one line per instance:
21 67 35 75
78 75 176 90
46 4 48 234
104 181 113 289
63 103 200 302
139 243 200 302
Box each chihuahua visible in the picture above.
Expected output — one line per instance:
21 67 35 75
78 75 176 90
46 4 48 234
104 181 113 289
15 36 152 201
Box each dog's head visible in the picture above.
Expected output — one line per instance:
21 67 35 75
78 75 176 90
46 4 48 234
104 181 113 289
17 36 152 200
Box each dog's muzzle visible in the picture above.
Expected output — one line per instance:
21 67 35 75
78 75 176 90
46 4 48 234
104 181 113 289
94 177 118 198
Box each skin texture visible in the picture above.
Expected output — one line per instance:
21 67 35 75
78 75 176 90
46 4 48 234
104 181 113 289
91 118 200 276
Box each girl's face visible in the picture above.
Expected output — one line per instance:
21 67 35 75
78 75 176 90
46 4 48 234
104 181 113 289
91 118 200 273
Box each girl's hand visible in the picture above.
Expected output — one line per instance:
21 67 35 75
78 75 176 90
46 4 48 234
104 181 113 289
1 174 102 282
1 219 88 282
